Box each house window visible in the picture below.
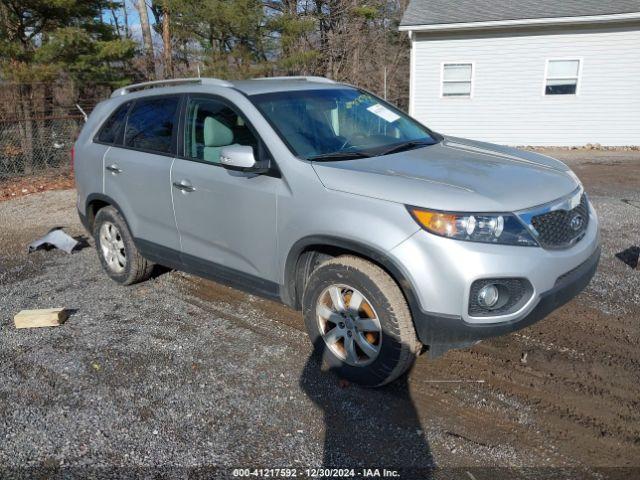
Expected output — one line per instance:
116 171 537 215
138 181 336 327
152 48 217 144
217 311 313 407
442 63 473 97
545 59 581 95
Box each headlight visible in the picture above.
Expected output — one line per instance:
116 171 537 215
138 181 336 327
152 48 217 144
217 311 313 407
407 206 538 246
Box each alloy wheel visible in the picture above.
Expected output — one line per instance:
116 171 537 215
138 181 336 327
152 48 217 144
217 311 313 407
99 221 126 273
316 284 382 366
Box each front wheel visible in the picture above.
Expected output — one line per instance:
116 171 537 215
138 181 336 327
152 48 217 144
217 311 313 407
302 255 421 387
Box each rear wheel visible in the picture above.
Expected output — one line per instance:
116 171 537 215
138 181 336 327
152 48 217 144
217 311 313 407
302 255 421 387
93 206 154 285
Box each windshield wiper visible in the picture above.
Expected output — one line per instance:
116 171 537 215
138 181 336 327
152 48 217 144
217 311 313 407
378 140 434 156
309 140 433 161
308 151 371 162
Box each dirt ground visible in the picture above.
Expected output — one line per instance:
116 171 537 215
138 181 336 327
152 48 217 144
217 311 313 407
0 169 75 202
0 150 638 479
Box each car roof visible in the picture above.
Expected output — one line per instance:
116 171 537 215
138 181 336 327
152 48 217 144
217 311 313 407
110 76 354 99
232 77 348 95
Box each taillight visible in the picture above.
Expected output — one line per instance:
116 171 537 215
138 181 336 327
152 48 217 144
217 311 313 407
70 146 75 171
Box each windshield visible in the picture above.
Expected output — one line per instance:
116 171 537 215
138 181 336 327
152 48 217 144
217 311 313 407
250 88 438 160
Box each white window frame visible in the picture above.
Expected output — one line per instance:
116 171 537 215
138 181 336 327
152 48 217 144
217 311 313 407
440 61 474 99
543 58 583 96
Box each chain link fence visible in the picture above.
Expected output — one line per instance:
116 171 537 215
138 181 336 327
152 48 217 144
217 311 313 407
0 116 84 179
0 82 110 181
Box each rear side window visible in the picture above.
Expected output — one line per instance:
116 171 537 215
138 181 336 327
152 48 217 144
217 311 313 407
124 96 180 154
96 102 131 144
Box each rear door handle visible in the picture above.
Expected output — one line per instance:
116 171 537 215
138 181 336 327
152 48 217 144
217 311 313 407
173 180 196 193
106 164 122 174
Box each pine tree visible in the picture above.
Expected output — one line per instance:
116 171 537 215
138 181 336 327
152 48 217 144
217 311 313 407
0 0 137 172
0 0 137 86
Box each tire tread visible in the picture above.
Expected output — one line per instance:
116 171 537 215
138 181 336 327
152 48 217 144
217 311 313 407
307 255 421 386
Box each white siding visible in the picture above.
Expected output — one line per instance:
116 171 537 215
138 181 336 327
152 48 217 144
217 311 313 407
410 24 640 146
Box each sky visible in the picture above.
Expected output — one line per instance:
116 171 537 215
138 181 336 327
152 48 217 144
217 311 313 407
102 0 154 43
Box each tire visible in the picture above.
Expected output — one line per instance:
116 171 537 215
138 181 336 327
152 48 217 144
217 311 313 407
302 255 421 387
93 206 154 285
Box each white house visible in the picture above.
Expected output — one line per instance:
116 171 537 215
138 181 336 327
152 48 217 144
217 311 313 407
400 0 640 146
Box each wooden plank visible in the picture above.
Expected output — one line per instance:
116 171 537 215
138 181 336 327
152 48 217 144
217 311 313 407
14 308 68 329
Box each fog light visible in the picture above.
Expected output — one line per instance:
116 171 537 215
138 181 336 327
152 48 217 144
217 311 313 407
477 284 499 308
469 278 531 317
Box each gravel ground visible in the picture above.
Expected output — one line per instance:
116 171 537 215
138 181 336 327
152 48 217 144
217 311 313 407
0 151 638 479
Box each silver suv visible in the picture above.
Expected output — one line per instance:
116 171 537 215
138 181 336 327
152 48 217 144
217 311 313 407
75 77 600 386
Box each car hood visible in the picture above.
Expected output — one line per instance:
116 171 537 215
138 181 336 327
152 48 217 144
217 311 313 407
311 136 579 212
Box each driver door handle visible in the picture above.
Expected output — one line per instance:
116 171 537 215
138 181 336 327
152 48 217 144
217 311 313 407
105 164 122 174
173 180 196 193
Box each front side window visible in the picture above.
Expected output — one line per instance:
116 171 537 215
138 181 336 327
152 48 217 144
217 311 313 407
442 63 473 97
96 101 131 145
124 96 180 154
251 88 437 160
184 97 259 164
545 59 580 95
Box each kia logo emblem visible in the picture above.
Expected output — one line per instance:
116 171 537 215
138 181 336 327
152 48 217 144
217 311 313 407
570 214 584 231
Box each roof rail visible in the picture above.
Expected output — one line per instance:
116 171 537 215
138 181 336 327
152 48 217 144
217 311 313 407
111 77 233 98
252 76 337 84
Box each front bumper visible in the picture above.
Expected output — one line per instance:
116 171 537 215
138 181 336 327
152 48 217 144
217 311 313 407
415 246 599 355
389 202 600 354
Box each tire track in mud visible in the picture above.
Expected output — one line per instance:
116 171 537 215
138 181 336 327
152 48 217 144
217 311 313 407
176 269 640 468
419 300 640 467
173 243 640 467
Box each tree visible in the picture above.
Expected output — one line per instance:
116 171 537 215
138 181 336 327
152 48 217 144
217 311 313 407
166 0 271 78
0 0 137 84
1 0 412 110
161 1 173 78
263 0 409 106
265 1 319 74
0 0 136 172
135 0 156 79
148 0 173 78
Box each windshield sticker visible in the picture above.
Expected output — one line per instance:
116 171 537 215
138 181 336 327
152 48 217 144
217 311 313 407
367 103 400 123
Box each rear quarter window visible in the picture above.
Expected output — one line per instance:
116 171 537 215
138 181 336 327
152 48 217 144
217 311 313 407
124 96 180 154
96 102 131 145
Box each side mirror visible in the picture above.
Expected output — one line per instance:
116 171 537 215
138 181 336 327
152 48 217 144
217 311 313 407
220 145 258 170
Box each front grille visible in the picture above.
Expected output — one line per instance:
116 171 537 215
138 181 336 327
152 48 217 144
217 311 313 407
531 194 589 249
